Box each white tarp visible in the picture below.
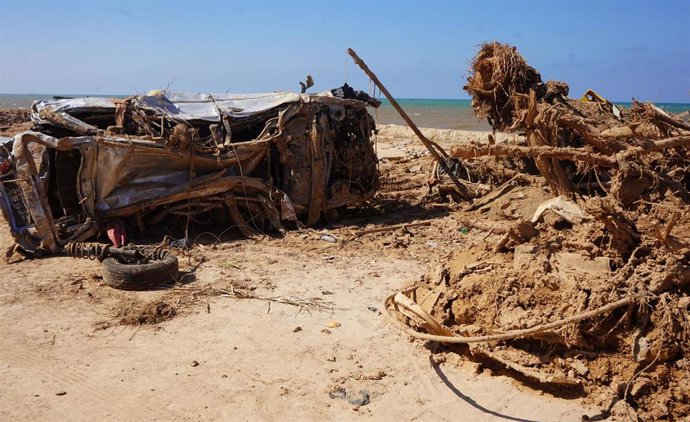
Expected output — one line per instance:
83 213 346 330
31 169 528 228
32 90 336 124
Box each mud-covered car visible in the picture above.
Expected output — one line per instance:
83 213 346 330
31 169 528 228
0 86 380 256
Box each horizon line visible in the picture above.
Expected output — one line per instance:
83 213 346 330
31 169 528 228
1 92 689 105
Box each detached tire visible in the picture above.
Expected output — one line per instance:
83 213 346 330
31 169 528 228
101 254 178 291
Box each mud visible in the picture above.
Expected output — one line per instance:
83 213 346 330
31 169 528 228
389 43 690 421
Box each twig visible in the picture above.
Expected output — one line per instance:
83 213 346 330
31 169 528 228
128 323 142 341
351 221 431 238
662 211 681 241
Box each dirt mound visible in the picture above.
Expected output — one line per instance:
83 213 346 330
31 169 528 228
112 299 179 326
391 43 690 420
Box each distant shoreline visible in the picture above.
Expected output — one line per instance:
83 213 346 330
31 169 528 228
1 93 689 106
1 94 688 132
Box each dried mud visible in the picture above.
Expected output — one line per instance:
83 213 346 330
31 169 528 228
387 42 690 421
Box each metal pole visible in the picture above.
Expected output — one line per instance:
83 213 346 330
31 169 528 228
347 48 470 199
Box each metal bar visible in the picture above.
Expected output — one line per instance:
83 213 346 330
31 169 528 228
346 48 471 199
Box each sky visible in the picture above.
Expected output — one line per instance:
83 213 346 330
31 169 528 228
0 0 688 102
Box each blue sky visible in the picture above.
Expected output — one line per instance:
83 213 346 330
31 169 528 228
1 0 688 102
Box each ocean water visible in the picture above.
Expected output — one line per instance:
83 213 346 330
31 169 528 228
375 98 489 131
1 94 688 132
377 99 690 131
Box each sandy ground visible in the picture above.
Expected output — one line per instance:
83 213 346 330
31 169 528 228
0 127 600 421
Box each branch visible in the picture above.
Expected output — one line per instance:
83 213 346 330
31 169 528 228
450 143 617 167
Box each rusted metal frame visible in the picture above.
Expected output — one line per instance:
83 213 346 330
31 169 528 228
114 101 128 128
307 111 331 226
12 137 57 251
346 48 471 200
149 199 224 224
224 195 258 237
37 107 99 135
100 176 271 218
98 136 268 170
258 194 283 232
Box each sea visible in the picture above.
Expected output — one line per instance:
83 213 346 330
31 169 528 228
1 94 688 132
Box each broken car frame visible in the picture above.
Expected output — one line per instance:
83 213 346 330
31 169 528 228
0 88 380 255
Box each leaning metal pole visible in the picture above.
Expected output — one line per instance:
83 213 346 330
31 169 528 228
347 48 470 199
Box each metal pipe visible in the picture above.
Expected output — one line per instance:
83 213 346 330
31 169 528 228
346 48 470 199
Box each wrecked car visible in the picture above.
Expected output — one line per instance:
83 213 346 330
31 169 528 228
0 86 380 256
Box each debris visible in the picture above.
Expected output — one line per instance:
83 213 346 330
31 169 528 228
351 221 431 238
366 370 386 380
0 86 380 255
328 387 347 400
347 48 471 200
348 390 370 407
531 196 592 224
191 360 199 367
325 320 341 329
293 326 302 333
66 242 178 290
571 360 589 377
299 74 314 93
551 252 611 277
386 42 690 421
513 244 539 270
328 386 371 408
319 234 338 243
387 287 639 344
55 391 67 396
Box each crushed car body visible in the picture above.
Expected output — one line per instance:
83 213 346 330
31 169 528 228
0 86 380 255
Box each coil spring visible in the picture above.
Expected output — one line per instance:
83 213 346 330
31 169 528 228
379 177 419 192
132 247 170 261
65 242 111 260
65 242 170 262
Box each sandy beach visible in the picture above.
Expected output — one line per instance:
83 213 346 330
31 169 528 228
0 112 598 421
2 0 689 419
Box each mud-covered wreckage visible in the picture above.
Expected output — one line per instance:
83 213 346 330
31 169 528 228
0 86 380 255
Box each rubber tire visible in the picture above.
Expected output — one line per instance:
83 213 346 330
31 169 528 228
101 254 178 291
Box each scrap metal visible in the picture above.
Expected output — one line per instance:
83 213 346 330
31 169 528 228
0 87 380 255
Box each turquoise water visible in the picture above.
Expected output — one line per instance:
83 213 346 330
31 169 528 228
1 94 688 132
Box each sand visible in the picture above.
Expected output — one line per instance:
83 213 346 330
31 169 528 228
0 120 599 421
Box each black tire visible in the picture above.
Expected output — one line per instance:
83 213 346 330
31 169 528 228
101 254 178 290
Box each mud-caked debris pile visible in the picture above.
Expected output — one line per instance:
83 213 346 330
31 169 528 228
392 42 690 420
